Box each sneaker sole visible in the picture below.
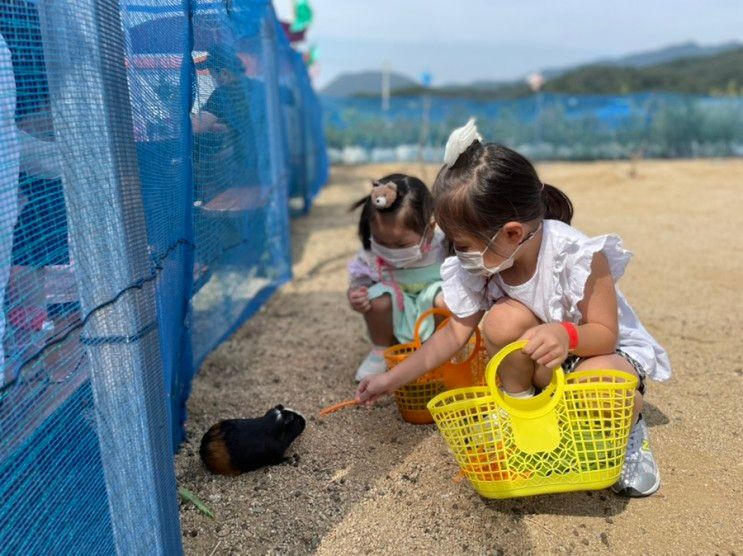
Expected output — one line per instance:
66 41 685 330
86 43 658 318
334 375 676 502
611 474 661 498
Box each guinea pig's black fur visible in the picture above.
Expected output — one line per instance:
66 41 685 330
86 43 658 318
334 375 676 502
199 404 306 476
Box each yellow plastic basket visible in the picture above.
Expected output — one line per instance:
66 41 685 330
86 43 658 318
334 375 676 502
427 340 637 498
385 308 485 424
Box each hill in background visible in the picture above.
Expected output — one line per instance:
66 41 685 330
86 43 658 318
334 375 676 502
321 70 418 97
544 47 743 95
323 41 743 99
540 40 743 79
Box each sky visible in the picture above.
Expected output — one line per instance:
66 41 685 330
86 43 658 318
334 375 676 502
273 0 742 88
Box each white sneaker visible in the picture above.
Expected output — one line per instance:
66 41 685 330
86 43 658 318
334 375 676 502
611 416 661 497
354 346 387 382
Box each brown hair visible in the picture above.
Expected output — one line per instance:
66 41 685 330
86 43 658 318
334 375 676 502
351 173 433 250
432 142 573 241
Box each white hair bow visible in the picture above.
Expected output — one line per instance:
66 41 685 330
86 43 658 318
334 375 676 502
443 117 482 168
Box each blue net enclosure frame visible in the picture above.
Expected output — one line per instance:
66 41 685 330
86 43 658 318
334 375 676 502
0 0 327 553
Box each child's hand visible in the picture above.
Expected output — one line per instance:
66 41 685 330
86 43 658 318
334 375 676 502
348 286 371 313
355 372 393 405
520 323 571 369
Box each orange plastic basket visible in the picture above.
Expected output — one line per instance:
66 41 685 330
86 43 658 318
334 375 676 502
384 308 485 424
443 329 488 389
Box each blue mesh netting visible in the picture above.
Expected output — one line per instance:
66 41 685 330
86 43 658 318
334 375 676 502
274 17 327 213
0 0 327 553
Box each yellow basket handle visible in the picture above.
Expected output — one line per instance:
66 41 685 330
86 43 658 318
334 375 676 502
412 307 482 365
485 340 566 419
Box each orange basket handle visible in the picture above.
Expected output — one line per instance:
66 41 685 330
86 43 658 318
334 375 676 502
412 307 454 347
412 308 482 365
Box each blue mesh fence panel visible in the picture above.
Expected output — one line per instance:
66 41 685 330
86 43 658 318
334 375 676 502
274 15 326 214
0 0 326 553
301 61 328 200
274 18 307 213
124 0 195 449
0 2 117 552
188 0 293 374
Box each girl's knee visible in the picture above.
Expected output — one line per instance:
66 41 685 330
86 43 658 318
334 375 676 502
483 298 540 349
573 354 637 376
368 293 392 313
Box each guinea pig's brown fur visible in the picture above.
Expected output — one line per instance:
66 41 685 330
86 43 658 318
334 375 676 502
200 424 240 476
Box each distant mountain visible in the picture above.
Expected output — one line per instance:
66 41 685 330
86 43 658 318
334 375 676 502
323 41 743 99
605 40 742 68
541 40 743 79
321 71 418 97
441 79 511 92
544 47 743 95
402 46 743 99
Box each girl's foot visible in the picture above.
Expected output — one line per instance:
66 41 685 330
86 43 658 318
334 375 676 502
611 415 661 497
354 345 387 382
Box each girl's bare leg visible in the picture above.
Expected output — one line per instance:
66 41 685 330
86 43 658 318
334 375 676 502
482 298 540 394
363 293 394 346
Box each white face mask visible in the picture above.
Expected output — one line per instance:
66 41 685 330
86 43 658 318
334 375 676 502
370 229 429 268
455 224 540 276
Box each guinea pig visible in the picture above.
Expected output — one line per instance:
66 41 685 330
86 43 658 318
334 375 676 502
199 404 306 476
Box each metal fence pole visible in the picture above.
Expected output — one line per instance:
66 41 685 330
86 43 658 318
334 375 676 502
38 0 182 553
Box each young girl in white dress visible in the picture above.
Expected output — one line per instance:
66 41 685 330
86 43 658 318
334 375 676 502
356 120 671 497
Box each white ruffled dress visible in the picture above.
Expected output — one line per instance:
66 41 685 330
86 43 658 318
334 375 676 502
441 220 671 381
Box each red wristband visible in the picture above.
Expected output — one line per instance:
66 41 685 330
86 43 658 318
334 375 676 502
560 322 579 351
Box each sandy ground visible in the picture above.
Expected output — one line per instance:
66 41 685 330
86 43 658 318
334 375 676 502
176 159 743 555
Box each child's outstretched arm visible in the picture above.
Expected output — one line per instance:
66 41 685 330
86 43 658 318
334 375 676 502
355 311 483 404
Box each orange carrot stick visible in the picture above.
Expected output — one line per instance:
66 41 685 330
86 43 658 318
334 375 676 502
318 399 360 417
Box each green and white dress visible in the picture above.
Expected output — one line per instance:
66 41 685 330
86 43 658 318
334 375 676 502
348 228 446 344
